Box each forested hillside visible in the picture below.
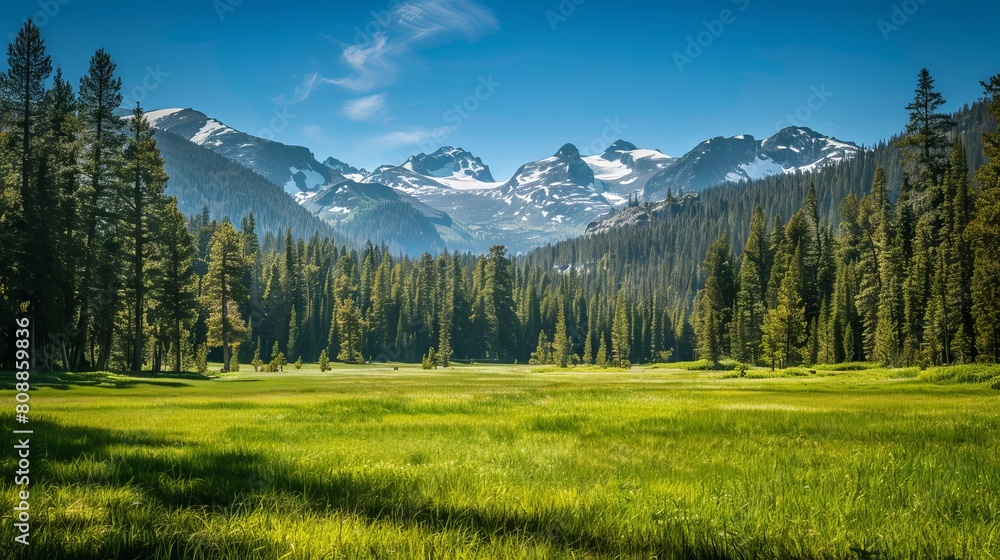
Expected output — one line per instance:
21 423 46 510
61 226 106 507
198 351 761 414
523 98 995 312
155 129 342 241
1 20 997 372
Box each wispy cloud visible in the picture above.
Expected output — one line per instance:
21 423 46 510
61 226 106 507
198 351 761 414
301 124 326 144
283 0 499 105
365 125 456 153
343 93 388 122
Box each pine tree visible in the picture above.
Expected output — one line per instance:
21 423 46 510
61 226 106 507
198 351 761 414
734 205 770 363
762 248 807 369
287 305 299 361
855 168 891 360
942 139 975 363
611 288 631 368
530 330 550 365
596 336 608 368
553 297 570 368
483 246 518 360
318 348 330 372
0 20 53 368
74 48 124 371
229 344 240 372
873 233 905 366
251 337 263 372
896 68 955 185
149 201 198 372
269 341 285 372
202 220 248 372
437 255 454 367
816 298 836 365
122 104 168 371
695 236 736 362
970 73 1000 362
336 298 364 364
903 213 933 363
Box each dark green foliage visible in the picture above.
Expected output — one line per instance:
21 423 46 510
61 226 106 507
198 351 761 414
1 24 998 374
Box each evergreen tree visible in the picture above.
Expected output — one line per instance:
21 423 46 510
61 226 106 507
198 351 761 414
336 298 364 364
941 139 975 362
287 305 299 361
873 233 905 366
149 201 197 372
483 246 518 360
596 336 608 368
251 337 263 372
970 74 1000 362
0 20 52 367
202 220 248 372
611 288 631 368
74 48 124 370
531 330 551 365
762 248 807 369
854 168 892 360
695 236 736 362
269 340 285 372
553 297 571 367
734 205 770 363
896 68 955 185
122 104 168 371
437 255 454 367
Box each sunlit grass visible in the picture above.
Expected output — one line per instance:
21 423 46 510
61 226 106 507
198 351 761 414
1 363 998 558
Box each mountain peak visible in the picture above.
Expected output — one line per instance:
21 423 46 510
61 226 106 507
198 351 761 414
324 156 366 178
604 140 638 154
403 146 494 182
555 143 581 159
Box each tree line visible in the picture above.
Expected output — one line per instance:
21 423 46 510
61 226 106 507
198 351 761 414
691 69 1000 367
0 22 673 373
1 20 997 372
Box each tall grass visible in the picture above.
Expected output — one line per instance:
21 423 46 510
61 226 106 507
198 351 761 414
1 364 998 558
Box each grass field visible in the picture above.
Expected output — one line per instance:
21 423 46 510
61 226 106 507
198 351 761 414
1 362 999 559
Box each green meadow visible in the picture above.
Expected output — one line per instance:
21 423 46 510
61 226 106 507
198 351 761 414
1 363 998 559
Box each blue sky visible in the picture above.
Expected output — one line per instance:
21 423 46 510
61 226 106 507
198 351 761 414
3 0 998 178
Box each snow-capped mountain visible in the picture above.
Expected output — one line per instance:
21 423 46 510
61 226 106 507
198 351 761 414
297 179 479 253
483 143 615 236
643 127 861 200
145 108 345 195
362 147 501 196
145 106 863 254
323 157 367 182
582 140 675 205
361 144 618 250
402 147 495 182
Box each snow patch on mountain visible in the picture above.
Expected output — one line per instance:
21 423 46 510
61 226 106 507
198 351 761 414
190 120 232 145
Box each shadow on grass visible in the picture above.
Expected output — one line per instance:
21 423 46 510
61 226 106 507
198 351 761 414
0 418 820 559
0 370 209 391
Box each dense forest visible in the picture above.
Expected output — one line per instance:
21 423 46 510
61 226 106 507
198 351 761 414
1 21 998 372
